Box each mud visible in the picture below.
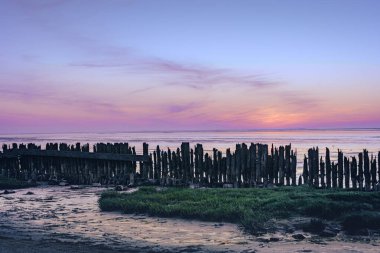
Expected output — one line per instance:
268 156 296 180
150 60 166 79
0 186 378 253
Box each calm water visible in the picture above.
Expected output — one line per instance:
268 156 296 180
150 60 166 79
1 129 379 169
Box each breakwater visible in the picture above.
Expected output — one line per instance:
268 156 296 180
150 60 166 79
0 142 379 190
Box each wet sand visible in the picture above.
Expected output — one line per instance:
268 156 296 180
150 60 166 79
0 186 379 253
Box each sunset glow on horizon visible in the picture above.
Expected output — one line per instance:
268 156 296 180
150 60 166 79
1 0 380 134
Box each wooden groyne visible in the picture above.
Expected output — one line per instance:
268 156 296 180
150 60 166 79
0 142 379 190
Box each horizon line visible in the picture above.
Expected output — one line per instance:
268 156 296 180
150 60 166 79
1 127 380 135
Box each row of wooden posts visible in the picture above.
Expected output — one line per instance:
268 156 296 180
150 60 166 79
0 142 379 190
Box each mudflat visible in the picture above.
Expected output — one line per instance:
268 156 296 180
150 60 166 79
0 186 379 253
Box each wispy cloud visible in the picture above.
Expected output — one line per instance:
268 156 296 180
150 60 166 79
71 55 279 91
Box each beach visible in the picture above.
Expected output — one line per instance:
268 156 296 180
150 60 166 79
1 185 379 253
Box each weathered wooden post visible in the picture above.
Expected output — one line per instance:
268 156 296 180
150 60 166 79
273 147 278 185
194 145 200 182
344 157 350 189
308 148 314 186
364 149 370 191
314 147 319 187
285 145 291 186
142 143 149 179
303 155 308 185
162 151 168 185
212 148 218 185
181 142 190 184
326 148 331 189
226 148 231 183
218 150 223 183
241 143 248 185
320 156 325 188
198 145 204 183
371 157 377 190
278 146 284 185
167 149 173 180
235 144 242 187
251 144 257 185
338 150 344 188
358 152 364 190
153 150 157 179
231 152 237 187
291 151 297 186
332 162 337 188
156 145 162 181
351 157 358 189
262 144 268 185
378 151 380 185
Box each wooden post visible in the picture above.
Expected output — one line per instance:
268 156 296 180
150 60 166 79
241 143 248 185
285 145 291 186
332 162 337 188
320 156 325 188
153 150 157 179
358 152 364 190
262 144 268 185
251 144 257 185
156 145 162 181
314 147 319 188
291 151 297 186
326 148 331 189
235 144 242 186
142 143 149 179
344 156 350 189
273 147 278 185
351 157 358 189
194 145 199 182
278 146 284 185
218 150 223 183
268 145 274 185
378 151 380 185
371 156 377 190
338 150 344 188
364 149 370 191
181 142 190 184
190 148 194 182
162 151 168 185
303 155 308 185
231 152 236 187
226 148 231 183
308 148 314 186
168 150 174 180
212 148 218 185
198 145 204 184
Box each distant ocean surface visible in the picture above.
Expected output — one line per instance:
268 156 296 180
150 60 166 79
1 129 379 169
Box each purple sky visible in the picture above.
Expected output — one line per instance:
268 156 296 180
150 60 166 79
0 0 380 133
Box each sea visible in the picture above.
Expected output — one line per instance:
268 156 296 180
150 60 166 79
0 129 379 170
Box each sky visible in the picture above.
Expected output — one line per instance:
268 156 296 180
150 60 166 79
0 0 380 133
